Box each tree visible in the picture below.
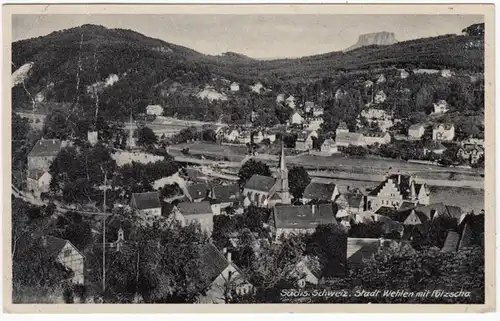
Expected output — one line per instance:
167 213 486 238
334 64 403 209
136 127 158 147
348 221 386 239
306 223 348 277
238 159 271 187
288 166 311 200
42 109 72 140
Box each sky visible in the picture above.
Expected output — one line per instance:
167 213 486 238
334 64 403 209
12 14 484 59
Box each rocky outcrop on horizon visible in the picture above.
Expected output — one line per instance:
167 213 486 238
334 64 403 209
345 31 398 52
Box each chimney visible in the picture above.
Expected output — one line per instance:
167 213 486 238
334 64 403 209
311 204 316 214
398 174 401 185
222 247 227 254
227 252 232 263
410 180 417 200
52 139 56 144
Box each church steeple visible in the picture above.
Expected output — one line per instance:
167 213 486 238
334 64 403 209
275 142 291 204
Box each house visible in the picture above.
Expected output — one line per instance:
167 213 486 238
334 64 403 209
461 137 484 147
250 82 264 94
366 174 430 212
295 130 318 151
423 141 447 155
305 117 323 131
276 93 285 104
146 104 164 116
289 111 304 125
224 128 240 142
362 132 391 146
302 182 340 204
408 123 425 139
197 244 253 303
243 175 276 207
176 201 214 235
374 90 387 104
335 132 366 147
336 191 366 214
347 238 413 269
131 192 162 216
376 74 386 84
363 80 374 88
336 121 349 135
26 139 62 196
320 138 338 155
243 144 292 208
263 130 277 143
432 123 455 141
87 130 98 146
398 69 410 79
312 106 324 117
360 108 392 131
237 131 252 144
230 82 240 92
42 236 85 284
273 204 336 239
457 144 484 164
441 69 453 78
304 101 315 113
433 100 449 114
293 256 323 285
285 95 296 109
210 183 241 210
394 203 464 227
186 183 211 202
252 130 264 144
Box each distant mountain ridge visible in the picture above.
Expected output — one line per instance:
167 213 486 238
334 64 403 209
345 31 398 52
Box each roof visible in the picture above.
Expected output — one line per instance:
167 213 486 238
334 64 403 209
368 174 412 198
199 243 231 287
27 169 50 180
408 123 425 131
44 236 69 258
337 122 348 130
187 183 211 200
274 204 336 229
335 132 364 144
414 203 463 222
244 174 275 192
212 184 241 203
424 141 447 151
321 138 336 148
362 131 388 138
131 192 161 210
146 104 163 110
176 201 213 216
28 139 61 157
303 182 337 201
433 123 454 130
345 193 364 208
441 231 460 252
346 238 381 268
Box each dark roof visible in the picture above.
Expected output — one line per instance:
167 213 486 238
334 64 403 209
199 243 230 288
346 238 381 268
212 184 241 203
28 139 61 157
187 183 211 200
244 174 275 192
414 203 463 222
424 141 447 151
345 193 364 208
182 168 206 183
375 206 398 216
408 123 424 130
274 204 336 229
337 122 348 130
44 236 69 258
441 231 460 252
161 203 176 218
399 201 416 211
362 131 388 138
27 168 49 180
303 182 337 201
177 201 213 216
131 192 161 210
433 123 454 130
368 174 424 201
458 223 474 250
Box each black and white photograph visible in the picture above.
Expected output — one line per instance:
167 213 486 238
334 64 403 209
4 4 494 311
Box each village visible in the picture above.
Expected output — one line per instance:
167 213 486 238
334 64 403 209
10 21 486 305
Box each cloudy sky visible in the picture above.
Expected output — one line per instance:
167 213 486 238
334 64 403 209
12 14 484 59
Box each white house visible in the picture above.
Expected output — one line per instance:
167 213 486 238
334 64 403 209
376 74 386 84
335 132 366 147
295 130 318 151
312 106 324 117
362 132 391 146
230 82 240 92
304 101 315 113
408 123 426 140
224 129 240 142
146 104 164 116
433 100 449 114
290 111 305 125
320 138 338 155
42 236 85 284
305 117 324 131
336 121 349 135
374 90 387 104
176 201 214 235
441 69 453 78
273 204 336 239
26 139 62 196
285 95 296 109
398 69 410 79
131 192 162 217
432 123 455 141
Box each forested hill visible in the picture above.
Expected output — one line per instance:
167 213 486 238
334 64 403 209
12 23 484 122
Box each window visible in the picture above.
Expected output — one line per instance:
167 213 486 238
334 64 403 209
63 249 72 257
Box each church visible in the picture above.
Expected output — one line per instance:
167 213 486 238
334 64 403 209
242 144 292 208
